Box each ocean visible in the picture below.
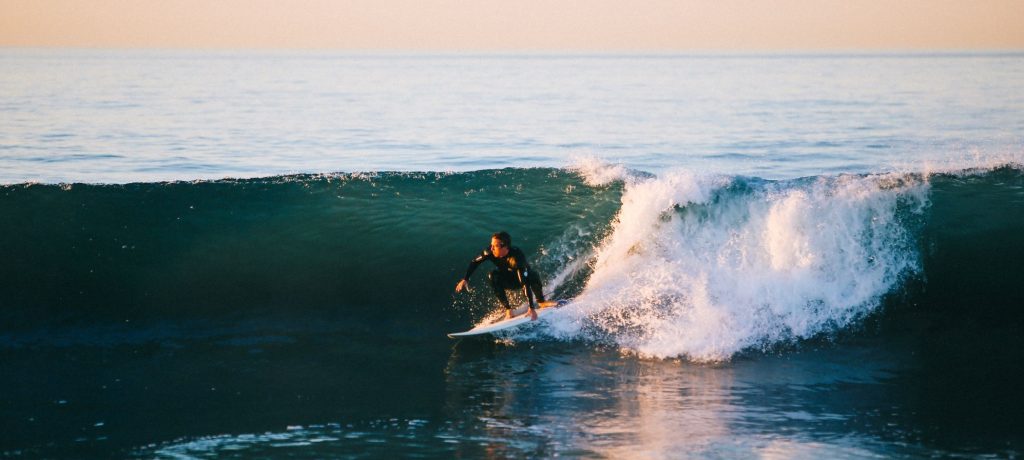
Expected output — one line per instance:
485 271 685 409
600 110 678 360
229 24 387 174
1 50 1023 458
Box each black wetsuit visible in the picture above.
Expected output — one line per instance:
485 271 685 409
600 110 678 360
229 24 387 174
463 247 545 310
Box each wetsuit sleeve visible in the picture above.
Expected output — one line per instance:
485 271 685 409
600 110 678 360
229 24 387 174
510 248 537 306
510 248 531 276
463 249 490 281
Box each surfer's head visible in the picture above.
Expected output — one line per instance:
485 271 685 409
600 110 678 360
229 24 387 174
491 231 511 256
491 231 511 247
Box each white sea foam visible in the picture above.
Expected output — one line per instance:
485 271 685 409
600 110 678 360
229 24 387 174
567 155 634 187
547 168 930 362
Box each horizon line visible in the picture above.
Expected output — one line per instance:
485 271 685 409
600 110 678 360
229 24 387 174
4 46 1024 56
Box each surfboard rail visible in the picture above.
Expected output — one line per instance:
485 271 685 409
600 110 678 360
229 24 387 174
447 300 567 338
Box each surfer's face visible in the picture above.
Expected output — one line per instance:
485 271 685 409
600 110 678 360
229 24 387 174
490 237 509 257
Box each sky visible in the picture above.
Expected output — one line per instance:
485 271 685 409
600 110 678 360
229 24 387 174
1 0 1023 51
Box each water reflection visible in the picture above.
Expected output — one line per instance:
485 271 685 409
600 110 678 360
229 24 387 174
439 339 935 458
134 338 985 458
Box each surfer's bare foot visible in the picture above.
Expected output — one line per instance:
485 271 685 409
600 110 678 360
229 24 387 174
529 308 538 321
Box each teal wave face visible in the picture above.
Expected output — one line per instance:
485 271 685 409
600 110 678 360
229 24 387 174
916 167 1024 322
2 166 1022 351
0 169 622 330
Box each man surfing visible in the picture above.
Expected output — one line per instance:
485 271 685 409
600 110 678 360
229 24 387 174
455 231 546 321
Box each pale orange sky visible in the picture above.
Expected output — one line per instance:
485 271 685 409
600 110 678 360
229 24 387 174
2 0 1022 51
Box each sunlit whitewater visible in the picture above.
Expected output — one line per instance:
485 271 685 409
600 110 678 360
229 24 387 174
547 160 930 361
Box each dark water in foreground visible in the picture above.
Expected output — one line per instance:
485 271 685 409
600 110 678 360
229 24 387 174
4 326 1022 458
2 167 1023 457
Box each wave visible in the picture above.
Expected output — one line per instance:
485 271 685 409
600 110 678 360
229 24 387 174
2 163 1022 361
0 169 622 330
546 166 929 361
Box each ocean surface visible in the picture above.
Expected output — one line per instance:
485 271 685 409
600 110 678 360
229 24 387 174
2 50 1023 458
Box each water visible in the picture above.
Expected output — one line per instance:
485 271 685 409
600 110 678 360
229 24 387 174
1 50 1023 458
3 50 1023 183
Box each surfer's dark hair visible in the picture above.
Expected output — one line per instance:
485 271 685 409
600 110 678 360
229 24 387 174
492 231 511 248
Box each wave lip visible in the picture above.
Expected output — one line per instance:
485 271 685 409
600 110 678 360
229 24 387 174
547 169 930 362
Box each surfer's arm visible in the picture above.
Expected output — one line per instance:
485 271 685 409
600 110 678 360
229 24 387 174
521 266 540 320
514 266 536 308
520 275 539 321
463 249 490 281
456 249 490 292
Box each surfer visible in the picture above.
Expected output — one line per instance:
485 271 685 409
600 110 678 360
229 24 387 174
455 231 546 321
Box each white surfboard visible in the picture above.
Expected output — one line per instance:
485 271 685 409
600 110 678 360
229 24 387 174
447 300 567 338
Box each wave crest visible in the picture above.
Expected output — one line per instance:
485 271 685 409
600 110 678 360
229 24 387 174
547 171 929 361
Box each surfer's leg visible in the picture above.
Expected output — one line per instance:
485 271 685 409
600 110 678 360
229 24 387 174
488 269 512 310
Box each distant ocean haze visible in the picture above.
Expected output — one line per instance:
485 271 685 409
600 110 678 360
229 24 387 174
1 50 1022 183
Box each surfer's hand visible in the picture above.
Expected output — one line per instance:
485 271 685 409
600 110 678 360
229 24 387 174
455 279 468 293
529 307 538 321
